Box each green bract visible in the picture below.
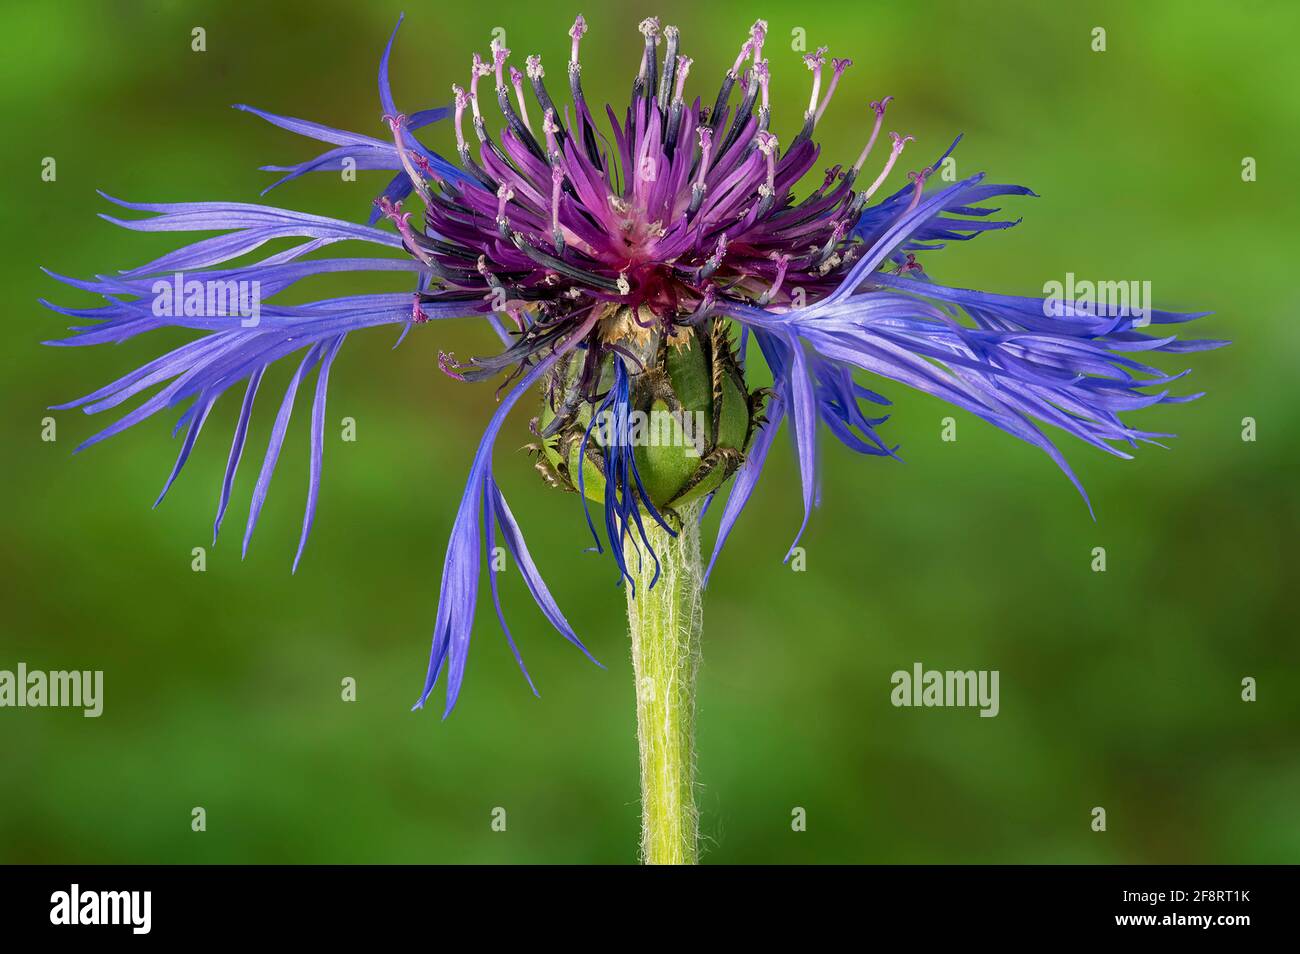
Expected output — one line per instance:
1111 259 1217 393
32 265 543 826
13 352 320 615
536 308 763 513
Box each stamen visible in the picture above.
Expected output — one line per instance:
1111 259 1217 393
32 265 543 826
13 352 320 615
381 112 435 207
753 58 771 130
673 54 692 101
491 37 510 90
816 164 843 196
852 96 894 175
567 15 602 167
749 19 768 61
476 254 502 293
490 39 545 162
509 66 532 133
665 55 693 151
814 58 853 126
637 18 661 102
569 14 586 64
813 218 848 269
718 66 759 156
550 162 565 254
495 184 515 227
526 56 565 150
375 197 434 267
755 130 779 216
756 253 790 306
901 166 933 216
710 34 753 132
451 85 469 157
657 25 680 113
730 36 753 77
862 130 914 202
469 53 491 125
804 47 828 118
448 83 497 191
542 108 563 159
681 283 717 325
689 125 714 215
698 233 728 279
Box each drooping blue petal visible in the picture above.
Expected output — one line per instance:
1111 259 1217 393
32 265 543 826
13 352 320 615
415 319 599 718
214 367 265 543
703 392 785 586
482 477 539 697
243 343 323 558
293 334 345 573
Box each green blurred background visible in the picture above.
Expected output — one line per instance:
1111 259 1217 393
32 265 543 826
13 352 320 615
2 0 1296 864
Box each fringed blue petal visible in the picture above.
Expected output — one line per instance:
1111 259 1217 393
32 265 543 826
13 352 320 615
415 323 599 718
42 183 487 567
717 169 1221 528
703 392 785 586
481 476 538 697
293 334 345 573
234 13 462 222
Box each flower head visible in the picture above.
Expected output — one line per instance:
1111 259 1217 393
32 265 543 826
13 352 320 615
42 15 1223 717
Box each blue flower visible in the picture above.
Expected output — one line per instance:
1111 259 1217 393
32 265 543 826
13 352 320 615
42 15 1223 718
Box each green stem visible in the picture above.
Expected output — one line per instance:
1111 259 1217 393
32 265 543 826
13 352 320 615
624 501 703 865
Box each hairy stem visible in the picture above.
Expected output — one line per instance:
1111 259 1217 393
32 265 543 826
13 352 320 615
624 502 703 865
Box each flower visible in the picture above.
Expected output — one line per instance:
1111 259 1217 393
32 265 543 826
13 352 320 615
42 15 1223 718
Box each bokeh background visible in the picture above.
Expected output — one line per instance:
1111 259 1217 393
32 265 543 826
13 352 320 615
2 0 1296 864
